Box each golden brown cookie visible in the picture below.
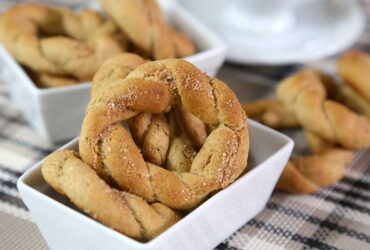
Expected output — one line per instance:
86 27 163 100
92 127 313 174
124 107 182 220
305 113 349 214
0 4 124 81
79 57 249 210
101 0 196 59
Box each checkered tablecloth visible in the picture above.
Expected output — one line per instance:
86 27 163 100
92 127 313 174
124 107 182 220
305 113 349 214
0 1 370 250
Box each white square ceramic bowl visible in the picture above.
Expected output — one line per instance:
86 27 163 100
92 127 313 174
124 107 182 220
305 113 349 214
0 0 226 143
17 120 293 250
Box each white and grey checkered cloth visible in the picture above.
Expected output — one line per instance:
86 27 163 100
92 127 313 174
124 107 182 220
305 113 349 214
0 1 370 249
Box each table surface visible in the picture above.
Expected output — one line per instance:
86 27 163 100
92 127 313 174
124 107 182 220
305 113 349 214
0 1 370 250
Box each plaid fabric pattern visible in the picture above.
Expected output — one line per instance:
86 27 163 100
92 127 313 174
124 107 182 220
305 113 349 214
0 1 370 249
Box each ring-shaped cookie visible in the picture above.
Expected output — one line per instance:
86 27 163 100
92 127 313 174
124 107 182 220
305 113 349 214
79 55 249 210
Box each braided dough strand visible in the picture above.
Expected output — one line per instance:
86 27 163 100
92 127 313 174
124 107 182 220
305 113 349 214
128 112 171 166
174 105 208 150
276 149 353 194
101 0 196 59
166 111 197 173
42 150 179 241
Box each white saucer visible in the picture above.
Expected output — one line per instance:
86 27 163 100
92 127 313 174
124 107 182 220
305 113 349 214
177 0 365 65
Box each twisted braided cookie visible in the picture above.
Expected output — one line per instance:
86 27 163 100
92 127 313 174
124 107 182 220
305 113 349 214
301 51 370 152
242 67 370 194
277 70 370 149
42 54 249 239
0 4 125 83
101 0 196 59
79 56 248 209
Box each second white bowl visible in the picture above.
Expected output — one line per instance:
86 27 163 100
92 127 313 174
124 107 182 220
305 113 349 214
0 0 226 143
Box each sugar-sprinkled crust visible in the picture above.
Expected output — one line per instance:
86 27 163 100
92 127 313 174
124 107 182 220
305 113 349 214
79 56 249 210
